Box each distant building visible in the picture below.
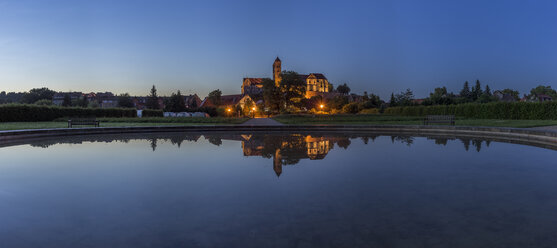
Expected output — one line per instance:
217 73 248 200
536 94 553 102
132 97 147 109
521 93 553 102
52 92 83 105
95 92 117 108
412 99 425 105
183 94 202 109
200 94 254 110
241 78 264 95
493 90 516 102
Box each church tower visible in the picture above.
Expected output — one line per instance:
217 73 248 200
273 57 282 86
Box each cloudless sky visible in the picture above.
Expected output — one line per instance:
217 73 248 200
0 0 556 98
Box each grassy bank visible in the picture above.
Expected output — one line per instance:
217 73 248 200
97 117 248 124
273 114 557 128
0 117 248 131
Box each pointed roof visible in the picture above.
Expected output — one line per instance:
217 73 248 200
274 56 281 62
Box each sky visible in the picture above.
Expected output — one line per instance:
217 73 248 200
0 0 556 99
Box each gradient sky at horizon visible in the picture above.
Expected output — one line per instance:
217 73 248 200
0 0 556 99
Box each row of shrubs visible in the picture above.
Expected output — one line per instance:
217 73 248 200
384 102 557 120
141 109 163 117
0 104 137 122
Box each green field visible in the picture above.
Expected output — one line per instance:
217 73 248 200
0 117 248 131
2 115 557 131
273 114 557 128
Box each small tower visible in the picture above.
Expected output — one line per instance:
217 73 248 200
273 57 282 86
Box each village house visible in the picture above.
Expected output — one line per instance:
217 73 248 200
493 90 516 102
200 94 254 110
52 92 83 105
183 94 202 109
95 92 118 108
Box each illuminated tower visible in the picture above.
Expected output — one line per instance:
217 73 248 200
273 149 282 177
273 57 282 86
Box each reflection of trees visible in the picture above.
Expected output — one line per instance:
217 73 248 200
434 138 448 146
150 138 157 152
205 135 222 146
461 138 471 151
15 132 515 176
360 136 378 145
20 133 499 158
337 139 351 149
391 135 414 146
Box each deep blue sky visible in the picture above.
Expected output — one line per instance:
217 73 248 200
0 0 556 99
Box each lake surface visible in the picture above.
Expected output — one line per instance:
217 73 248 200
0 132 556 248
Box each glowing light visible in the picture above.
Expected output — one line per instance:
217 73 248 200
320 104 324 109
252 107 256 111
227 108 231 112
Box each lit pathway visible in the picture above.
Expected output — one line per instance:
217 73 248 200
240 118 284 126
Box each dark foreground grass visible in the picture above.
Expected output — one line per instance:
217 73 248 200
273 114 557 128
2 115 557 131
97 117 248 124
0 117 248 131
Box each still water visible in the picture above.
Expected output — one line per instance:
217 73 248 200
0 132 556 248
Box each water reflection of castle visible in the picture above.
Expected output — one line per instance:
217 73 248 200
240 134 348 177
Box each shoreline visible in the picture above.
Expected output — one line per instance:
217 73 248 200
1 125 556 150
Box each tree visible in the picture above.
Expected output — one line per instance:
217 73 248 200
62 94 72 107
478 85 495 103
362 91 369 102
189 98 198 109
77 96 89 107
146 85 160 109
242 98 254 116
362 92 381 109
389 93 396 106
459 81 471 101
393 89 414 106
484 85 492 97
529 85 557 100
427 87 454 105
34 99 53 105
167 90 186 112
278 71 306 108
117 93 134 108
342 102 361 114
471 80 483 101
208 89 222 106
262 78 281 113
0 91 6 104
329 95 349 110
336 83 351 95
22 87 56 104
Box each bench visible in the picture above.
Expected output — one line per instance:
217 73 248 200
68 118 100 128
423 115 455 126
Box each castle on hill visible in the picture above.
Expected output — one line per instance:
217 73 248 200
241 57 331 98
